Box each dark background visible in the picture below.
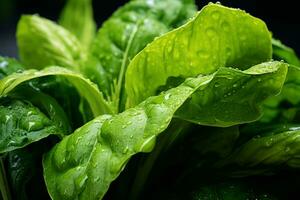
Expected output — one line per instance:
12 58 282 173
0 0 299 58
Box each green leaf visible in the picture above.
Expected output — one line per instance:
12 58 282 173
17 15 84 71
0 66 112 116
272 38 300 66
59 0 96 47
0 98 65 153
5 141 52 200
0 57 24 79
125 3 272 107
43 63 286 200
83 0 196 107
175 61 288 126
215 124 300 176
261 39 300 123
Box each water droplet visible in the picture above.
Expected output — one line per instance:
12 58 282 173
140 135 156 152
197 50 210 59
164 93 171 100
221 22 230 32
5 115 11 123
225 47 232 58
265 138 273 147
206 28 217 38
233 84 238 88
0 61 8 68
122 125 127 129
257 78 262 82
211 11 220 20
78 175 88 188
28 122 36 131
122 146 129 154
214 83 220 88
285 147 290 152
27 111 33 116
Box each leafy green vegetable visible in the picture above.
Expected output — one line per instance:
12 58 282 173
83 0 197 107
0 57 24 79
0 98 66 153
59 0 96 48
214 124 300 176
261 39 300 123
125 3 272 107
0 66 112 116
43 63 286 200
1 1 299 200
5 141 52 200
272 39 300 66
17 15 84 71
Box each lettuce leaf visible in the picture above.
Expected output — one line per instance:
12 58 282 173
59 0 96 48
125 3 272 107
43 62 286 200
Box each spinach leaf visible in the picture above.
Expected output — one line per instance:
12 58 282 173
0 96 67 153
5 141 52 200
175 62 287 126
0 66 112 116
214 124 300 176
43 63 286 200
83 0 196 109
125 3 272 107
59 0 96 48
17 15 84 71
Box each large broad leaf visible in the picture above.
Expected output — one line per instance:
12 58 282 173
17 15 84 71
83 0 196 105
0 66 112 116
59 0 96 48
43 62 286 200
125 3 272 107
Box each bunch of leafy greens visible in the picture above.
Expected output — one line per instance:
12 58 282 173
0 0 299 199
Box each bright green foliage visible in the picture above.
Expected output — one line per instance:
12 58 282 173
83 0 196 103
43 63 286 200
59 0 96 47
17 15 84 71
125 3 272 107
215 125 300 176
0 66 112 116
0 99 65 153
1 1 299 200
0 57 24 79
262 39 300 123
